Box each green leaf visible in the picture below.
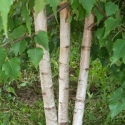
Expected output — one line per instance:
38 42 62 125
34 0 46 16
2 57 20 79
70 0 74 4
93 4 104 24
121 81 125 89
0 70 8 81
46 0 60 19
110 88 125 102
0 17 3 32
96 28 104 40
12 40 27 56
122 32 125 39
105 2 118 16
106 39 113 54
109 88 125 118
0 47 7 66
109 98 125 119
71 0 79 11
78 6 85 20
112 39 125 64
104 17 120 38
21 0 31 35
79 0 96 14
96 28 105 47
6 87 17 96
8 17 21 30
34 31 49 51
10 26 27 39
0 0 14 37
27 48 44 68
100 0 106 2
28 0 35 10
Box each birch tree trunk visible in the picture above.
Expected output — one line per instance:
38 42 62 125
34 9 57 125
72 12 94 125
58 2 70 125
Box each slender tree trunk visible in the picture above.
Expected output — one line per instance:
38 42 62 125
58 2 70 125
72 12 94 125
34 9 57 125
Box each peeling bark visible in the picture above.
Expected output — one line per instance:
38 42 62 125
72 13 94 125
58 2 70 125
34 9 57 125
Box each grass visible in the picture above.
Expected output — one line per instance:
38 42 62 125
0 35 125 125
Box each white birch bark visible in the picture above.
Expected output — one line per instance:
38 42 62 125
72 13 94 125
34 9 57 125
58 2 70 125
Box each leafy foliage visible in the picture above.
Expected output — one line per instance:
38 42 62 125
34 0 46 16
27 48 44 68
21 0 32 35
93 6 103 24
0 47 7 66
34 31 49 51
105 2 118 16
2 57 20 79
0 0 14 37
79 0 96 14
12 40 27 56
109 87 125 119
46 0 60 18
0 0 125 121
112 39 125 64
104 17 120 38
10 26 27 39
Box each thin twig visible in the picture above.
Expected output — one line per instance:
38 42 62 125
87 16 108 30
2 33 35 48
94 4 108 18
47 2 69 20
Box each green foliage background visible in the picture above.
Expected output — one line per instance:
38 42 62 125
0 0 125 124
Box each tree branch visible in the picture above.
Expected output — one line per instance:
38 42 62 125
94 4 108 18
47 2 69 20
1 3 70 49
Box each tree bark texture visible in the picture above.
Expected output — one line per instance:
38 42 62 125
72 12 94 125
34 9 57 125
58 2 70 125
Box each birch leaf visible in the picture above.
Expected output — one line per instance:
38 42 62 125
109 99 125 119
27 48 43 68
12 40 27 56
34 31 49 51
79 0 96 14
0 0 14 37
0 17 3 32
2 57 20 79
96 28 104 40
105 2 118 16
104 17 120 38
10 26 27 39
21 0 31 35
112 39 125 64
96 28 105 47
0 47 7 66
109 88 125 102
46 0 60 19
70 0 74 4
0 70 8 81
93 7 103 24
109 88 125 119
34 0 46 16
